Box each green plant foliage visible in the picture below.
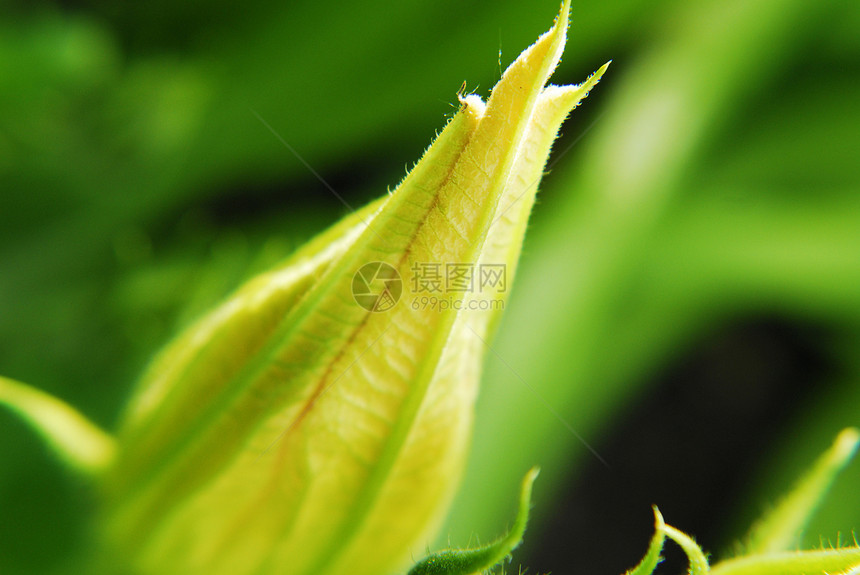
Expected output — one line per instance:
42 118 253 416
611 430 860 575
407 468 539 575
1 0 859 573
402 429 859 575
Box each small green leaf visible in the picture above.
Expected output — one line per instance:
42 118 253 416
407 467 539 575
743 427 860 554
624 507 666 575
0 374 115 475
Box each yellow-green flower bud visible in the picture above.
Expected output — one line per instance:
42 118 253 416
97 2 606 574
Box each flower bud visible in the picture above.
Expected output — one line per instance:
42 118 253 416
101 2 606 574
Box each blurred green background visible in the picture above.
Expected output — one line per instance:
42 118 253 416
1 0 858 573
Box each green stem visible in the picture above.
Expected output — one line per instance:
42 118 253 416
625 507 666 575
662 522 710 575
0 375 116 476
